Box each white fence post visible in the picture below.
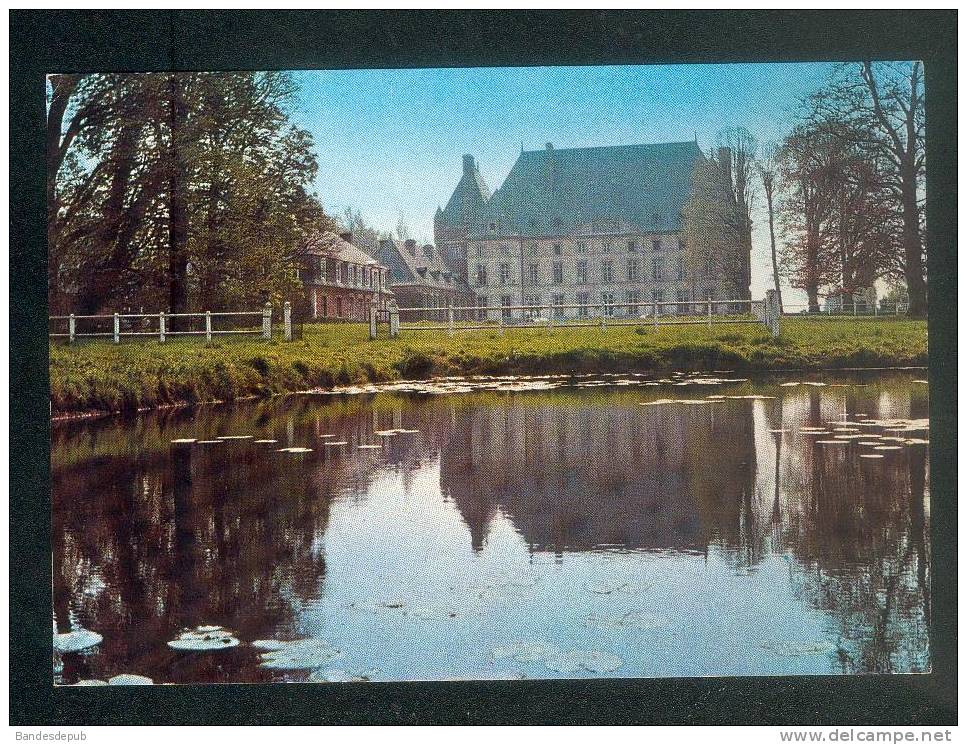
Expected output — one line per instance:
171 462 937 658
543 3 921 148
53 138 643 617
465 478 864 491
653 301 658 328
389 302 400 338
765 289 781 338
283 301 292 341
600 304 606 331
263 303 272 339
707 299 712 329
68 314 75 344
547 303 553 330
447 304 454 337
369 301 378 340
159 312 166 343
113 313 120 344
205 310 212 341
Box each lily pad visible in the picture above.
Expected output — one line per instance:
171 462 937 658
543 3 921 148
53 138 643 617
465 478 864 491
759 640 837 657
168 626 240 651
72 679 108 686
54 627 103 653
492 641 559 663
585 610 668 631
108 674 153 685
276 447 313 453
257 638 343 670
544 650 623 674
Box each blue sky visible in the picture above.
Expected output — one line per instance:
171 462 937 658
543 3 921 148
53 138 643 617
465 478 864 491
292 63 839 300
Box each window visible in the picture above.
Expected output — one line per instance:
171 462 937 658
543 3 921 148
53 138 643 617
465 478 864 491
627 240 638 252
523 294 542 320
626 289 641 316
576 291 590 319
500 295 513 322
476 264 488 287
489 222 497 232
336 262 342 283
677 256 687 281
552 293 566 319
576 260 588 284
627 258 640 282
679 237 687 251
526 263 539 285
652 239 662 252
676 287 690 315
498 263 511 286
477 296 489 322
499 244 512 256
601 291 616 316
652 287 665 314
552 261 563 284
601 260 614 284
553 243 562 256
652 257 663 282
576 242 587 255
602 240 613 252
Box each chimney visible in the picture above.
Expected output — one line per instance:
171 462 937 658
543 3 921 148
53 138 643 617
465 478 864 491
463 154 475 174
339 231 353 244
423 244 434 260
545 142 553 151
405 238 417 257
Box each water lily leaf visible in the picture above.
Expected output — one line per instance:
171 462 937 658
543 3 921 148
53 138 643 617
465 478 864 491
54 628 103 653
258 638 343 670
759 640 837 657
168 626 240 651
544 650 623 674
108 674 153 685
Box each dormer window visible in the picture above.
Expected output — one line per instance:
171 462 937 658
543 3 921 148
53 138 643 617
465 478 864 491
489 222 497 232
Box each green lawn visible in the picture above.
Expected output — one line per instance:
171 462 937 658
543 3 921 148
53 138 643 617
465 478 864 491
49 317 928 416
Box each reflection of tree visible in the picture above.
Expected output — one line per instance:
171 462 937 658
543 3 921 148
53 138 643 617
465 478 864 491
53 431 336 682
782 448 930 673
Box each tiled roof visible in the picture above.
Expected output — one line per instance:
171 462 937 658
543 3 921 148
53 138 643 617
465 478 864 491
376 237 463 289
469 141 703 238
305 231 382 266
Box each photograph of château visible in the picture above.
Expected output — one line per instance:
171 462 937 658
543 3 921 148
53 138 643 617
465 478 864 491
48 60 929 687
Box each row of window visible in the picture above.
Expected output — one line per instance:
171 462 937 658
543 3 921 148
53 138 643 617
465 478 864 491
304 257 387 291
478 289 715 319
475 257 690 287
476 237 683 258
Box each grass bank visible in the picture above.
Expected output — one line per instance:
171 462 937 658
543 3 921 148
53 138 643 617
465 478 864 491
49 318 927 417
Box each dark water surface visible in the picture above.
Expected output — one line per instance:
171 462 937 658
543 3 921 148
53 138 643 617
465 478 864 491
51 372 930 684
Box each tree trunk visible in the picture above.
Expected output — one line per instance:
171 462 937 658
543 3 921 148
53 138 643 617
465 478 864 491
764 185 783 312
167 74 190 329
900 172 927 317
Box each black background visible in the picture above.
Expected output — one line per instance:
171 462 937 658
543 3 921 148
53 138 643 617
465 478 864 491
9 10 957 726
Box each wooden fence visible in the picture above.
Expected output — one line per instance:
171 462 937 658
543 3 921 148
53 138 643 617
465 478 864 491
371 291 783 339
49 302 293 343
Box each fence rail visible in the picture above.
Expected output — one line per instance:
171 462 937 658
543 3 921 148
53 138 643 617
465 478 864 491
780 302 908 317
373 292 783 338
49 303 294 343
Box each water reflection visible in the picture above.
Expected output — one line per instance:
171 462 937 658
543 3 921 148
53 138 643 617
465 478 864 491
51 374 929 682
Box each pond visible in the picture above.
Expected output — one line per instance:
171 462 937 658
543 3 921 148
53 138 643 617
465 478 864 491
51 371 930 684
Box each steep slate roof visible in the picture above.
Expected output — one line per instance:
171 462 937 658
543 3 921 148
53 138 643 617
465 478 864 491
437 155 491 228
376 237 460 289
470 141 703 238
305 231 382 266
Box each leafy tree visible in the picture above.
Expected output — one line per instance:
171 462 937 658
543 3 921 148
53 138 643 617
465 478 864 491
805 62 926 317
47 71 331 315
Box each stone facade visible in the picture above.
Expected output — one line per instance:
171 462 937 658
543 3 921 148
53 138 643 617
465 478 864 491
434 141 749 321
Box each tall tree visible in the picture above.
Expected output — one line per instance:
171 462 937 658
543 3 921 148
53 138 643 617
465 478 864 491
47 71 330 314
757 145 783 312
806 62 926 316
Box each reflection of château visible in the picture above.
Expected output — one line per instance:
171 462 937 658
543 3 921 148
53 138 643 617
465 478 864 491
437 397 758 554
